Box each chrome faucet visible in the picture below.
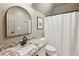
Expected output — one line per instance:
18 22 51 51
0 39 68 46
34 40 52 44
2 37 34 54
20 36 27 46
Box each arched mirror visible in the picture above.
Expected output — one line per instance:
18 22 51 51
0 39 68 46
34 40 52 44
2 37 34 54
6 6 32 37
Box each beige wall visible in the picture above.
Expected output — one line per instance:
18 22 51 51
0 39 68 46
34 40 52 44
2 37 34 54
0 3 45 46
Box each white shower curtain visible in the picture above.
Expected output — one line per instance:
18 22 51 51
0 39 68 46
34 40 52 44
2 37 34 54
44 12 79 56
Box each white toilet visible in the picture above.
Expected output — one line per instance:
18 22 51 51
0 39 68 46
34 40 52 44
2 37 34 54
45 44 57 56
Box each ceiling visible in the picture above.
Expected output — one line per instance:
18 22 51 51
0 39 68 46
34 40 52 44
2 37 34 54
26 3 67 16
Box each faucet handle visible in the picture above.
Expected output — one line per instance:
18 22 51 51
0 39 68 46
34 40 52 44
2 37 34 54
23 36 27 41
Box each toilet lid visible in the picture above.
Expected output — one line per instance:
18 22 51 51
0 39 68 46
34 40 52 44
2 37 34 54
45 45 56 52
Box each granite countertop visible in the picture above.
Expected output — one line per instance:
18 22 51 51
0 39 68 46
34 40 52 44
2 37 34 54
0 37 46 56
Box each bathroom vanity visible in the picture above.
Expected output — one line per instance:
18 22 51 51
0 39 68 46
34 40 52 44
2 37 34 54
0 38 46 56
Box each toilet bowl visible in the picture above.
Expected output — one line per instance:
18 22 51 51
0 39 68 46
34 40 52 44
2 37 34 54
45 44 57 56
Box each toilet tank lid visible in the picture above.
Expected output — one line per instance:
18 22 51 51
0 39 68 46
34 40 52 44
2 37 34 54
45 45 56 52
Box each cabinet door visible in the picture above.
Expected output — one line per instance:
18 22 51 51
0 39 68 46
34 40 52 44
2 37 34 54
37 47 46 56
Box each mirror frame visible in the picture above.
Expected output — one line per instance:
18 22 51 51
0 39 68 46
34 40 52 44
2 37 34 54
5 6 32 37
